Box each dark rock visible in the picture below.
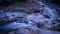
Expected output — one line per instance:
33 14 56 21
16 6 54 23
43 15 50 18
56 24 60 28
18 27 42 34
48 24 60 31
53 18 60 23
48 28 60 31
56 9 60 15
36 22 44 28
0 16 19 25
33 10 40 13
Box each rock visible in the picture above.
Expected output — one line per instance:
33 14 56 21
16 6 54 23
42 8 51 18
43 15 50 18
36 22 44 28
0 17 19 25
53 24 60 28
0 11 6 18
47 23 60 31
17 27 42 34
1 0 44 14
0 12 20 25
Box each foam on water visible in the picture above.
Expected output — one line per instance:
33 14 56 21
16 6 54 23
0 1 58 28
39 1 57 23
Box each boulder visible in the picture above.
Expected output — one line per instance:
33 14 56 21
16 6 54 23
16 27 42 34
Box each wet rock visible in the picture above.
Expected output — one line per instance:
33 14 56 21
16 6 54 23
0 11 6 18
56 24 60 28
32 7 43 14
42 9 51 19
1 0 44 14
43 15 50 18
56 9 60 16
48 27 60 31
0 17 19 25
36 22 44 28
0 12 20 25
17 27 42 34
47 23 60 31
5 26 42 34
52 18 60 24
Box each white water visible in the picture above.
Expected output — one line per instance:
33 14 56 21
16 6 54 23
0 1 58 29
39 1 57 23
0 1 60 34
3 1 57 28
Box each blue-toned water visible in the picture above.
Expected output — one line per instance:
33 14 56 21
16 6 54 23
0 0 60 34
1 1 57 28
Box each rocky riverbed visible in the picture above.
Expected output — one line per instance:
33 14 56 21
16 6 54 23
0 0 60 34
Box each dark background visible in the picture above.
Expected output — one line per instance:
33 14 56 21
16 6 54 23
44 0 60 6
0 0 60 6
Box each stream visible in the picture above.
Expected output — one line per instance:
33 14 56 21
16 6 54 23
0 0 60 34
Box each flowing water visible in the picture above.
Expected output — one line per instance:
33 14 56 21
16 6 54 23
3 1 59 28
0 0 60 34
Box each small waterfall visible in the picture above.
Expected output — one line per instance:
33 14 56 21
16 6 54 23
39 1 57 21
0 0 59 29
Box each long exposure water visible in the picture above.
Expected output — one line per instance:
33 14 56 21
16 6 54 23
0 0 60 34
2 1 58 28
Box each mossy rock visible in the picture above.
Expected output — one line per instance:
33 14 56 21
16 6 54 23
56 24 60 27
48 23 60 31
48 28 60 31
